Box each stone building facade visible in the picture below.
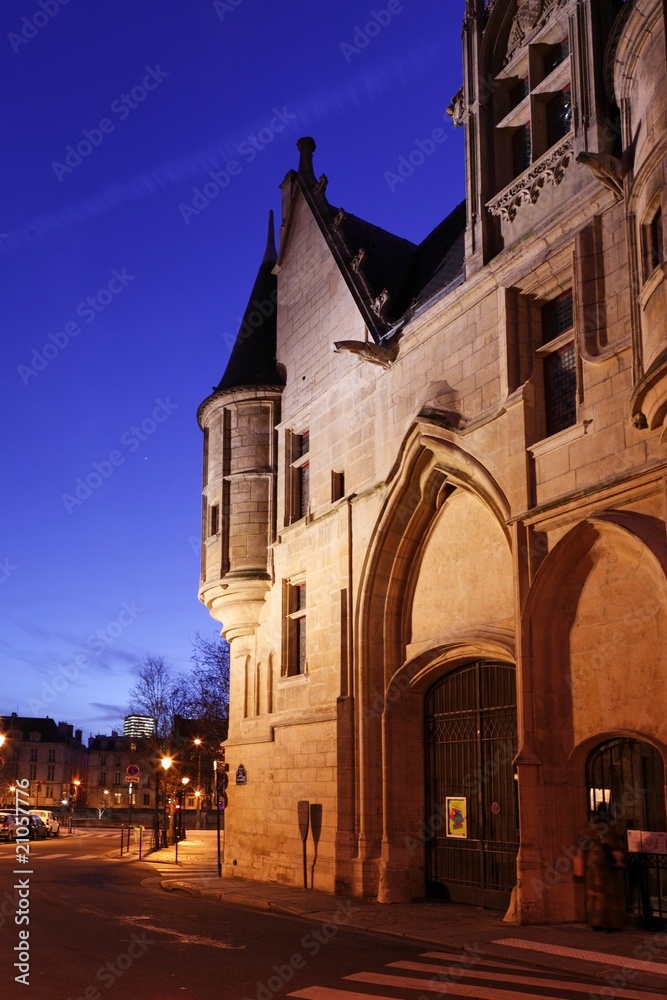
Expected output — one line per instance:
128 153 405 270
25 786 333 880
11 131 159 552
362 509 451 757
197 0 667 924
0 715 89 809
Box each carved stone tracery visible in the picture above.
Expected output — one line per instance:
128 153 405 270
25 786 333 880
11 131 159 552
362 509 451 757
507 0 567 62
487 136 574 221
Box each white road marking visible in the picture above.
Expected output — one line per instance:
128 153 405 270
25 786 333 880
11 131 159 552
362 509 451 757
346 970 575 1000
492 939 667 976
388 960 662 1000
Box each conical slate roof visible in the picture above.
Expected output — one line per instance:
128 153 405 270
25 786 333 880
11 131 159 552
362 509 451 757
215 211 284 392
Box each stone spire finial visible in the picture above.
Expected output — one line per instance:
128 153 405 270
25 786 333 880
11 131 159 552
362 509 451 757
297 136 317 185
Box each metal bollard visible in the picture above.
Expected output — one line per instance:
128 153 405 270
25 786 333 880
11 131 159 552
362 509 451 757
120 825 124 857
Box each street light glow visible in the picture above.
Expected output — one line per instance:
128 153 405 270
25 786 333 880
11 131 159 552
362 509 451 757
161 756 173 771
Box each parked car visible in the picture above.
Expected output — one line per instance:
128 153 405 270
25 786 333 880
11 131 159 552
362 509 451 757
30 810 60 837
0 814 19 841
27 815 48 840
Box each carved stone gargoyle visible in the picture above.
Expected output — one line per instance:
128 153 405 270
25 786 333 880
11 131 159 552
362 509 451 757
576 151 626 200
333 340 399 369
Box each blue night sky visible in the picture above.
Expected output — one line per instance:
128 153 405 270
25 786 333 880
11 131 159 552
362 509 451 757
1 0 466 738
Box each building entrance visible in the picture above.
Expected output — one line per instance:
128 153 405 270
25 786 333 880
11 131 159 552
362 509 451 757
424 661 518 908
586 737 667 927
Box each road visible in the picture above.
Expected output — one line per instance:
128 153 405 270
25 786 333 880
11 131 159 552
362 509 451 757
0 831 663 1000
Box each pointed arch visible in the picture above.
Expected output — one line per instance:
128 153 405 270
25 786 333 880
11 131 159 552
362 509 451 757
352 415 513 891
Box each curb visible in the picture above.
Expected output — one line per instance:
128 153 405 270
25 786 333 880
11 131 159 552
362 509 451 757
156 879 667 993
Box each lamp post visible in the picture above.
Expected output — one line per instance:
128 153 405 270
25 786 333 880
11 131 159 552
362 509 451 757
70 779 80 834
193 738 202 830
161 756 173 846
179 777 189 840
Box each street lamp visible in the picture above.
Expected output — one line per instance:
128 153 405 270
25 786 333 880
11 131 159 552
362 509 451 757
193 738 202 830
161 756 173 846
179 777 190 841
70 779 80 833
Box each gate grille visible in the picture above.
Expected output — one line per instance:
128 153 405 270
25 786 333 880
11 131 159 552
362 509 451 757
424 661 518 908
586 738 667 928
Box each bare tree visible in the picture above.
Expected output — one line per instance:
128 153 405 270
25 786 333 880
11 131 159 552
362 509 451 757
127 654 189 739
186 631 230 728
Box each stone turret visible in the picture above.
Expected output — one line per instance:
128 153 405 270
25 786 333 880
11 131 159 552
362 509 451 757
197 213 284 641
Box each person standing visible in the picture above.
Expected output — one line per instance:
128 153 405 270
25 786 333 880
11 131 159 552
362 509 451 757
578 804 626 932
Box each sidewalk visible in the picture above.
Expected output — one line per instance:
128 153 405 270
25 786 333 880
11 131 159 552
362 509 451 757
129 830 667 994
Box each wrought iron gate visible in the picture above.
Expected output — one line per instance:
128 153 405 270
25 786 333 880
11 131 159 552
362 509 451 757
586 737 667 928
424 661 519 908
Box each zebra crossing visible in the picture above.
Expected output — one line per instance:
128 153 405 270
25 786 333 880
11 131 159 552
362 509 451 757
143 860 219 879
288 948 665 1000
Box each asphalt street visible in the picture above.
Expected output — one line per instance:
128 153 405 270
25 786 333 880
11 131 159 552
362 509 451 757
0 831 663 1000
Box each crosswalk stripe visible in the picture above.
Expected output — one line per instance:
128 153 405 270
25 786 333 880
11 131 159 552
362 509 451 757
346 970 589 1000
290 990 398 1000
492 939 667 977
35 853 70 860
387 960 661 1000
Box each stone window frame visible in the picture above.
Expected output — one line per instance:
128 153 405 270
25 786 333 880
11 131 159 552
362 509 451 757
285 428 310 526
331 470 345 503
493 20 573 193
208 503 220 538
535 289 578 438
282 576 308 677
642 197 665 282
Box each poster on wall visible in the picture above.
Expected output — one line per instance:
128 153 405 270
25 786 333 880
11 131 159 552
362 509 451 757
446 796 467 838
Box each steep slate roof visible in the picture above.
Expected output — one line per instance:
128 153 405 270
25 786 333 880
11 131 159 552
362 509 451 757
275 137 466 343
211 137 466 396
214 211 284 393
